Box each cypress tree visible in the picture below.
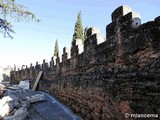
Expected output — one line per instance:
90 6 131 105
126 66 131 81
72 11 84 43
54 39 59 57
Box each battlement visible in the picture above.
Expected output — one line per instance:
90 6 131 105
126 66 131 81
112 5 132 21
84 27 105 48
86 26 100 37
11 5 160 80
107 5 142 42
71 39 83 57
111 5 141 21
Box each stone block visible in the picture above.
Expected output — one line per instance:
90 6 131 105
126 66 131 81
91 112 99 120
50 57 54 68
71 39 84 57
86 114 92 120
106 21 116 38
119 11 141 23
63 47 71 59
154 16 160 25
119 101 130 114
84 34 105 54
102 113 111 120
26 94 46 103
76 106 81 113
3 107 28 120
87 100 93 110
81 108 86 117
102 107 109 113
111 5 132 21
72 39 83 46
93 101 101 113
87 27 100 38
96 95 105 102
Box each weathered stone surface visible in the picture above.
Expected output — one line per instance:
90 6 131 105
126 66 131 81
3 107 28 120
111 5 132 21
154 16 160 25
26 94 46 103
10 5 160 120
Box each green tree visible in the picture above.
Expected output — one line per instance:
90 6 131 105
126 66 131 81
0 0 39 38
72 11 84 43
54 39 59 57
84 26 88 41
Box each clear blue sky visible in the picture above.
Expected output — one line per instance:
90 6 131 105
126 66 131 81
0 0 160 68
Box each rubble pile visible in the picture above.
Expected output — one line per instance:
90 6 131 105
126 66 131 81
0 85 46 120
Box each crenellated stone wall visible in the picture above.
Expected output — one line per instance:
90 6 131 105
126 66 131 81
11 5 160 120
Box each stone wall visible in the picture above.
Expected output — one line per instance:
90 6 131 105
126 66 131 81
11 5 160 120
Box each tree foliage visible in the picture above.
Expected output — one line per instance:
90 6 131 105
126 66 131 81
0 0 39 38
72 11 84 43
54 39 59 57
